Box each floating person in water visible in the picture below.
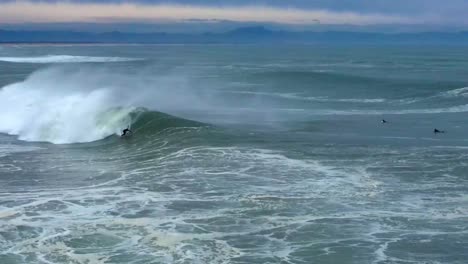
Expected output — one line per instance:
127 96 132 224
434 128 445 134
121 127 132 137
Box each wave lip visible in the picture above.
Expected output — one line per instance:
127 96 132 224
229 91 386 104
0 55 141 63
440 87 468 98
317 103 468 116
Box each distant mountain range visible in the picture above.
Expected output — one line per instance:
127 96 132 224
1 26 468 44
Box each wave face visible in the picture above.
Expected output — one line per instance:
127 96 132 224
0 55 140 63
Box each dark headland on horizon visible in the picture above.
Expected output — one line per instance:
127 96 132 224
1 26 468 44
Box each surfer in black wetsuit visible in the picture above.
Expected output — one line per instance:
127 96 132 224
121 127 132 136
434 128 444 134
381 119 387 124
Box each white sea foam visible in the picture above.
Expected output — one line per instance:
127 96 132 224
0 146 373 263
0 55 141 63
2 144 464 263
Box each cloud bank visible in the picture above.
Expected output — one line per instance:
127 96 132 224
0 1 417 25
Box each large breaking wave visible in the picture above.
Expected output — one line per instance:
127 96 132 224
0 66 207 144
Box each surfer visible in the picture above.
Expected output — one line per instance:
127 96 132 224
381 119 387 124
434 128 444 134
121 127 132 137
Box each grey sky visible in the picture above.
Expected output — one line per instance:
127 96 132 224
0 0 466 32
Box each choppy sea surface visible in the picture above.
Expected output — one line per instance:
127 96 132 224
1 44 468 264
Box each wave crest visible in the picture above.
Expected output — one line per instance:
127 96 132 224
0 55 141 63
440 87 468 98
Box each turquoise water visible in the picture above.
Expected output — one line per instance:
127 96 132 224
0 45 468 263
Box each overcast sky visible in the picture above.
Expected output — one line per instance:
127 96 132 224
1 0 467 32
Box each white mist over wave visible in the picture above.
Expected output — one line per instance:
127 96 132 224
0 55 141 63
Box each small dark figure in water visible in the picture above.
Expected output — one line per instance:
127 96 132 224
121 127 132 136
434 128 445 134
381 119 387 124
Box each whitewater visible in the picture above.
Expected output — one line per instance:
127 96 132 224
1 45 468 264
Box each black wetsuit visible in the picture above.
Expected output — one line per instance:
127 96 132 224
122 128 132 136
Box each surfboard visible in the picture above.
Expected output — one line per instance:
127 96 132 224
121 132 133 138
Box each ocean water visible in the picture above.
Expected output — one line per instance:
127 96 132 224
0 44 468 264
